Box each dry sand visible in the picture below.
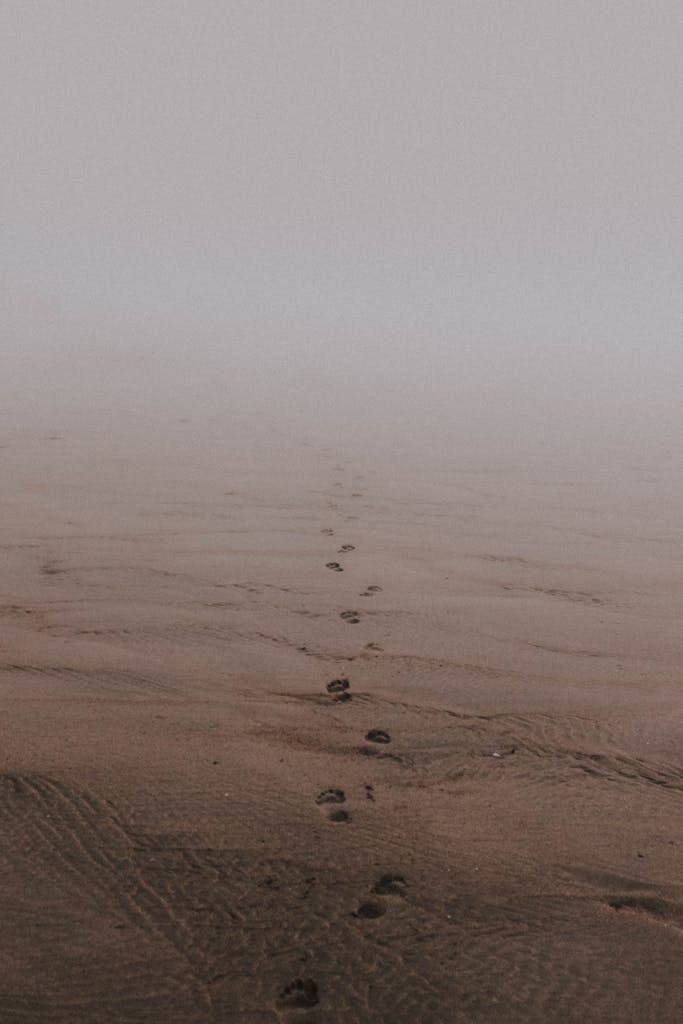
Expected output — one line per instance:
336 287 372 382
1 413 682 1022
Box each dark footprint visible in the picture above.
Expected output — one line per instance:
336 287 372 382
366 585 382 593
365 784 375 801
278 978 319 1009
338 544 355 553
373 874 407 896
365 729 391 744
353 898 386 919
326 562 344 572
340 611 361 624
315 788 345 805
326 678 350 694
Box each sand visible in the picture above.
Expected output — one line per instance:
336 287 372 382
1 415 682 1023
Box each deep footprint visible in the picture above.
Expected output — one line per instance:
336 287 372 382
373 873 407 896
340 611 361 624
365 729 391 744
278 978 319 1009
325 562 344 572
326 678 350 694
353 898 386 919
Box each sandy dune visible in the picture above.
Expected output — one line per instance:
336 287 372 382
1 419 682 1022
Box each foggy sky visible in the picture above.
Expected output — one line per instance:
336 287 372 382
2 2 681 452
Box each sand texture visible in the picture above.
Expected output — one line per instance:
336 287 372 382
1 423 682 1023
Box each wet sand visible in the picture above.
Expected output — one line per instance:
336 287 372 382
1 416 682 1022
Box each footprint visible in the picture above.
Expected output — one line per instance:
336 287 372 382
365 642 383 652
325 562 344 572
338 544 355 553
340 611 361 624
360 585 382 596
365 784 375 801
326 678 350 694
321 528 334 535
373 873 407 896
315 788 345 805
278 978 319 1009
315 789 350 822
353 898 386 919
365 729 391 744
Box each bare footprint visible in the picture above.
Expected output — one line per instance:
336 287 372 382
365 729 391 744
278 978 319 1009
315 788 350 822
340 611 361 624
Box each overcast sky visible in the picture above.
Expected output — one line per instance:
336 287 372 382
2 2 681 450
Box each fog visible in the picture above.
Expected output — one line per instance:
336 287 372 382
2 1 682 466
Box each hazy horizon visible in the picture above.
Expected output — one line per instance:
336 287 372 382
2 2 682 461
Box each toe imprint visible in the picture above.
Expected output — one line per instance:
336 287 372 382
315 788 345 805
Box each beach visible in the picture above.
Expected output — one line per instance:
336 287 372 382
1 407 682 1023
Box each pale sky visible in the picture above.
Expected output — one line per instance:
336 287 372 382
2 2 681 449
